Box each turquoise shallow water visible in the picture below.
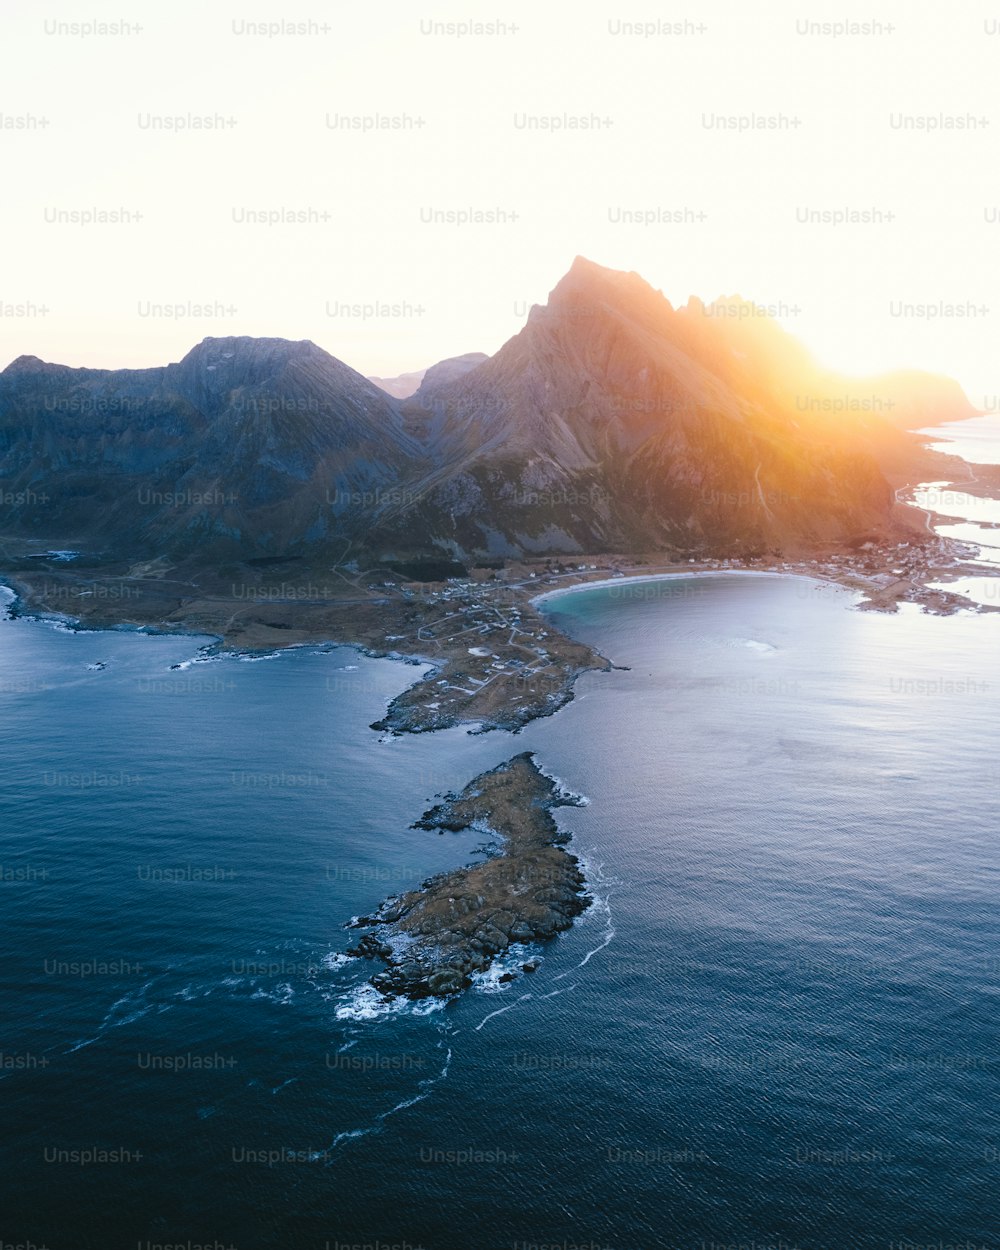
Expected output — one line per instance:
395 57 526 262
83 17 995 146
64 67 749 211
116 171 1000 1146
3 413 1000 1248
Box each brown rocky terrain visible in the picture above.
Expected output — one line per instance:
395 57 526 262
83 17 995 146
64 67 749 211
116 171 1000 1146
345 753 590 998
379 258 975 560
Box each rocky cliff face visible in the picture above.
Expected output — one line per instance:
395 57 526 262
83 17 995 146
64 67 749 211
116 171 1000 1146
379 258 931 558
0 262 973 564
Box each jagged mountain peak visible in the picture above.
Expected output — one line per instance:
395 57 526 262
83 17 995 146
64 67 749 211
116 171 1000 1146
545 256 673 319
0 260 975 564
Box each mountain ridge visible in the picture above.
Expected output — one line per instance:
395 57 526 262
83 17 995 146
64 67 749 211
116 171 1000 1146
0 259 976 565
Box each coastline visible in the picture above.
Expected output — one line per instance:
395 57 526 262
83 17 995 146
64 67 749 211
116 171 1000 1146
6 439 999 1008
2 425 999 742
2 537 997 741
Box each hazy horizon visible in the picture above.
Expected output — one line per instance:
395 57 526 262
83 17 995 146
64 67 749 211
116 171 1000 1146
4 0 1000 402
5 253 994 407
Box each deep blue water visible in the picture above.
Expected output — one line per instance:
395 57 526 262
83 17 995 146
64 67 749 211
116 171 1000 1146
3 428 1000 1248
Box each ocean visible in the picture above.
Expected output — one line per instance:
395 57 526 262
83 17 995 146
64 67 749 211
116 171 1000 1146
2 420 999 1249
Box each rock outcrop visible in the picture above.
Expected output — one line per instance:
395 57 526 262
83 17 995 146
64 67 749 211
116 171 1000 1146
346 753 590 998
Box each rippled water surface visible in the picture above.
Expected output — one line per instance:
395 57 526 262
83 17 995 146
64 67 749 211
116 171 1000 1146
3 415 1000 1247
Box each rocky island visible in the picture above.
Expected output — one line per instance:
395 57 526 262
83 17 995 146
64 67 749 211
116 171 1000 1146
346 753 590 998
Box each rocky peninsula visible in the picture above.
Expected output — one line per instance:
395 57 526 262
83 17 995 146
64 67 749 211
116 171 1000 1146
346 753 590 998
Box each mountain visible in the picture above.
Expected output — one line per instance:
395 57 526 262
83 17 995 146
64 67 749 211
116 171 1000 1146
367 369 426 400
672 298 978 430
374 258 965 558
0 337 422 556
0 261 974 566
368 353 488 401
415 352 490 397
853 370 979 429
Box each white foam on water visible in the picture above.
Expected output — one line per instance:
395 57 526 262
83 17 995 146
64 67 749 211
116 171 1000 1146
250 981 295 1005
167 975 258 1001
539 984 578 999
469 943 535 995
534 759 590 807
574 898 616 970
40 619 78 634
66 979 174 1052
474 991 534 1031
170 652 223 671
554 852 619 981
329 1126 371 1150
334 983 446 1023
324 1032 454 1160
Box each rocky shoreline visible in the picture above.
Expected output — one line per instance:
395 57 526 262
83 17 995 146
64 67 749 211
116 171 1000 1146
3 526 994 741
0 553 613 737
3 447 998 1004
3 419 998 742
346 753 590 998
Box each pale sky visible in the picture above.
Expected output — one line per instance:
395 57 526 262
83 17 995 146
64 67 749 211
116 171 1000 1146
3 0 1000 405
